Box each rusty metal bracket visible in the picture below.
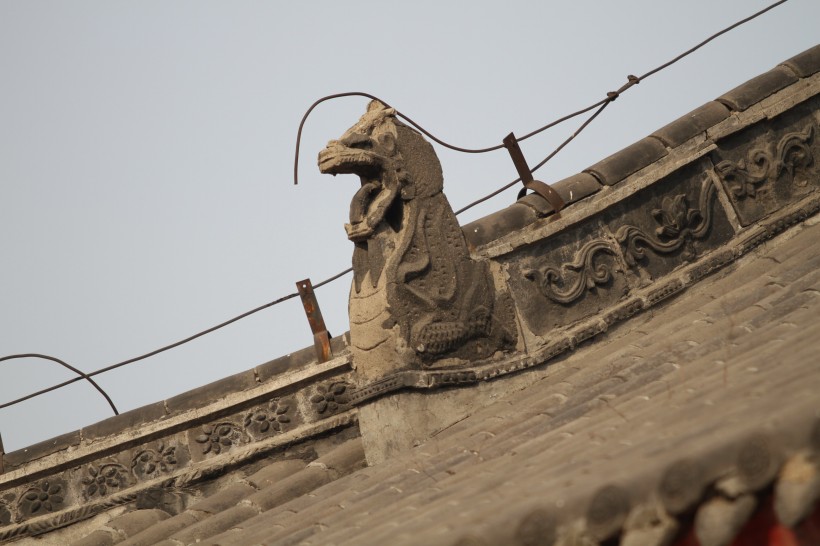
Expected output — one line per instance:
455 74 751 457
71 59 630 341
503 132 565 215
296 279 333 363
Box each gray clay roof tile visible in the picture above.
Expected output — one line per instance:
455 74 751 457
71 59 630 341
650 100 731 148
780 44 820 78
202 219 820 545
584 136 668 186
716 64 799 111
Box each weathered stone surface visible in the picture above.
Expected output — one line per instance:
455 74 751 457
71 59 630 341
717 65 799 112
82 401 167 443
651 101 731 148
317 101 517 380
4 430 80 468
711 96 820 226
254 335 348 383
780 44 820 78
165 369 257 415
604 157 735 283
501 216 631 338
584 136 668 186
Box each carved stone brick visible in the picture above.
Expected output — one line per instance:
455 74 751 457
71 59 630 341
605 157 735 282
501 217 631 338
16 477 68 521
716 65 798 112
189 420 250 463
711 96 820 226
0 496 12 526
129 437 187 482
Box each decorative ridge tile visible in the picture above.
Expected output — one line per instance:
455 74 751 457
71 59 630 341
0 410 358 543
347 190 820 405
461 46 819 253
584 136 668 187
779 43 820 78
716 65 799 112
0 352 352 487
651 101 731 149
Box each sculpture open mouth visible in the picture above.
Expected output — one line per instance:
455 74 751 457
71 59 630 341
319 143 393 242
318 145 381 178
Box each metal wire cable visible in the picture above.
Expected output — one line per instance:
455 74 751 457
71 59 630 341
0 268 351 413
0 0 790 415
293 0 789 188
0 353 119 414
454 100 612 215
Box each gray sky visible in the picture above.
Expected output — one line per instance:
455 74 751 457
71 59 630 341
1 1 817 452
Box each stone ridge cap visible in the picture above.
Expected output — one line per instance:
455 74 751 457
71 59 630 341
0 348 351 485
0 410 359 544
462 43 820 255
347 191 820 406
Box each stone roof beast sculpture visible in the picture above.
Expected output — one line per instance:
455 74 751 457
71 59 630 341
318 101 517 381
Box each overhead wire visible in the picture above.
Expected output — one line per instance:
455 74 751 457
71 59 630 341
293 0 788 188
0 268 347 413
1 0 791 415
0 353 119 414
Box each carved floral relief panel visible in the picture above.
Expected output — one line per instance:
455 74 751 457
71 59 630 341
604 157 735 283
501 217 632 338
711 97 820 226
186 390 311 463
0 369 353 527
15 478 67 521
499 156 736 339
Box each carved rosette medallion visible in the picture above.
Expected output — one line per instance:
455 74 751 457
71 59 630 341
310 381 351 416
16 479 66 519
81 462 131 499
616 176 717 268
131 443 178 480
194 422 249 456
244 397 293 436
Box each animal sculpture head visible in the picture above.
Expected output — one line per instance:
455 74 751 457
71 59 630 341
318 101 443 242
